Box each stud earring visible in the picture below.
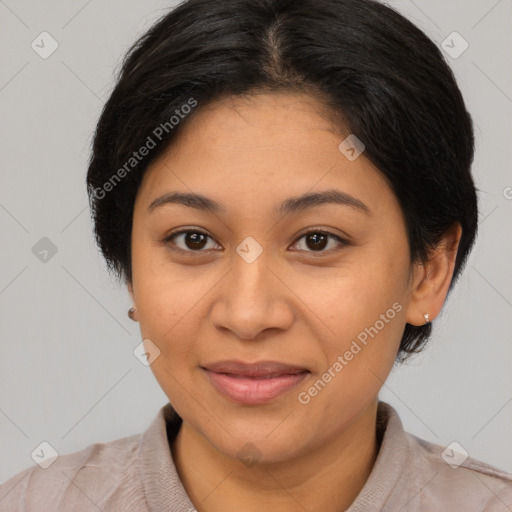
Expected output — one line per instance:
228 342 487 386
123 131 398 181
423 313 430 324
128 307 137 321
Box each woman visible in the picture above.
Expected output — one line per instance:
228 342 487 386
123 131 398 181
1 0 511 510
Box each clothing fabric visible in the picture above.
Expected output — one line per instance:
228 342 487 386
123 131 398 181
1 401 511 511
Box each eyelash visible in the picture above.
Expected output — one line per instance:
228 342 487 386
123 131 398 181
162 228 349 257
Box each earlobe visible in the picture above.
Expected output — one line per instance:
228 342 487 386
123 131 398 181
405 223 462 326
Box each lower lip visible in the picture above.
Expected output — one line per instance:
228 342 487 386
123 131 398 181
203 369 309 405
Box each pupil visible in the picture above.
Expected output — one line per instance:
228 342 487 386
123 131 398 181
307 233 327 251
187 232 207 250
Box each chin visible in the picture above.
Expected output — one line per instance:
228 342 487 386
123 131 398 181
203 414 311 465
227 434 305 467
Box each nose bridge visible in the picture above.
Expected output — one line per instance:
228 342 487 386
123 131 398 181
229 241 275 306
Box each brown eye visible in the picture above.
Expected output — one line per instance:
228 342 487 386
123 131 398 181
292 230 347 254
162 228 348 256
305 232 329 251
184 232 208 250
163 230 219 253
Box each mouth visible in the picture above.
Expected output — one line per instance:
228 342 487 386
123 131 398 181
201 360 310 405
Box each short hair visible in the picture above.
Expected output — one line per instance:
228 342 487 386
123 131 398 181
86 0 478 362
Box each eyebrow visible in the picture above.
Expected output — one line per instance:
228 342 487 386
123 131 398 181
147 189 370 216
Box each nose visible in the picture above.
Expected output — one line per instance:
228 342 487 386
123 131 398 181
210 250 294 340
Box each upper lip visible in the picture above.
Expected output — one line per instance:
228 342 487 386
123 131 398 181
202 360 309 378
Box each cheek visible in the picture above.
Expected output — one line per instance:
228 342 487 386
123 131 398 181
132 232 195 325
298 278 405 426
305 246 409 393
314 251 407 342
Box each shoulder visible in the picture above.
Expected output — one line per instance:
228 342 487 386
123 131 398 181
405 432 512 511
0 432 148 512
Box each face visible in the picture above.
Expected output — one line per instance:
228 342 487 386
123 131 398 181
128 91 420 464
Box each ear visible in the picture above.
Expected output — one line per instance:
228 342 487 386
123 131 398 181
405 223 462 326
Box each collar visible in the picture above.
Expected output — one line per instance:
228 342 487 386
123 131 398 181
138 401 410 511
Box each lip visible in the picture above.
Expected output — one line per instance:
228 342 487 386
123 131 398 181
202 360 310 405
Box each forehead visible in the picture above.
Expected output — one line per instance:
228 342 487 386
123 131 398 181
135 92 395 217
191 91 342 135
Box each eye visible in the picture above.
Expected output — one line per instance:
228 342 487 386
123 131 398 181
162 228 348 256
291 229 348 254
163 229 220 254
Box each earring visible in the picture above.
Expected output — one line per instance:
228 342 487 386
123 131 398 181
128 307 136 321
423 313 430 324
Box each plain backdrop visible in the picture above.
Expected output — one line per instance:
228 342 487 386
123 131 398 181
0 0 511 483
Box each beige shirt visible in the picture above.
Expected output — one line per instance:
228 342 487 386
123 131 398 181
1 401 511 511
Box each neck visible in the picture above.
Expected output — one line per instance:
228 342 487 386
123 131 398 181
171 399 380 512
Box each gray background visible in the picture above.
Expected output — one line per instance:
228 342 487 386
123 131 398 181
1 0 511 483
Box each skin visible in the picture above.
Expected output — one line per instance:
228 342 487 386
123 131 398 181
127 91 461 512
